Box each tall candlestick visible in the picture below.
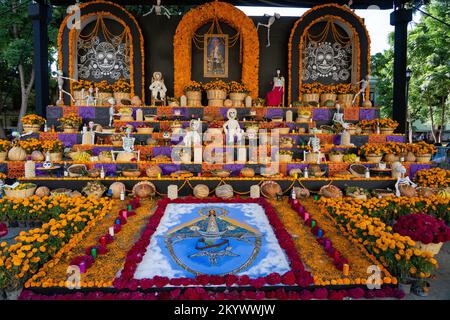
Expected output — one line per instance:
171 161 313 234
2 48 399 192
91 248 97 259
79 261 86 274
317 229 323 238
325 239 331 250
100 236 107 247
311 220 316 228
304 212 309 221
109 227 114 237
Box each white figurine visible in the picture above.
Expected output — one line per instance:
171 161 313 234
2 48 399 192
82 86 98 106
149 71 167 105
394 165 417 197
52 69 76 104
107 97 117 126
143 0 171 19
308 130 321 154
223 108 243 145
332 103 349 129
256 13 281 47
352 75 370 105
183 118 202 147
122 127 135 152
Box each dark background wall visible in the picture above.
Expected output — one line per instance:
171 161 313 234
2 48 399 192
137 15 298 104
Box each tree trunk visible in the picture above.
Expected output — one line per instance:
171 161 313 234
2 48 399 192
17 65 35 132
438 96 446 144
428 104 437 143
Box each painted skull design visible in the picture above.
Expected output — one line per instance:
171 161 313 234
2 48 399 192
78 36 130 81
303 41 352 82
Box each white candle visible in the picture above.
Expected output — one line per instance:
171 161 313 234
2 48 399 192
109 226 114 237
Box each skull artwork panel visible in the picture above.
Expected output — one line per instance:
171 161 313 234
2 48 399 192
77 17 131 82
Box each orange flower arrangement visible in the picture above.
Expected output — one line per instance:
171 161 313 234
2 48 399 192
415 168 450 189
228 81 249 94
174 1 259 98
300 83 324 94
58 113 82 128
21 115 46 126
72 80 94 91
18 139 42 154
183 81 203 93
112 78 131 93
0 140 11 153
359 143 387 156
377 118 399 129
384 142 404 155
203 79 228 92
95 80 113 93
409 141 437 155
42 140 64 153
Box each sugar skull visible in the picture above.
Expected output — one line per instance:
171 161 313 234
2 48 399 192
315 43 336 76
95 42 117 74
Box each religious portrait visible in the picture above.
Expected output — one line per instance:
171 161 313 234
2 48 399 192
204 34 228 78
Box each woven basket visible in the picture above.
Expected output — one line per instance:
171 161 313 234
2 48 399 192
302 93 320 103
0 152 6 161
320 93 337 104
73 90 86 106
186 91 202 107
230 92 247 107
415 241 443 256
338 94 353 107
49 152 63 162
329 154 344 163
23 124 41 133
366 154 383 163
380 127 395 135
207 89 227 100
4 186 36 199
278 154 292 163
415 154 432 163
84 189 105 200
136 127 154 134
114 92 131 102
97 92 112 105
63 126 78 133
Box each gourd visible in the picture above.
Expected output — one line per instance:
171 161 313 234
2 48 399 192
293 187 310 199
31 150 45 161
240 167 255 178
109 182 126 199
35 186 50 197
8 146 27 161
215 184 233 199
193 184 209 199
319 185 343 198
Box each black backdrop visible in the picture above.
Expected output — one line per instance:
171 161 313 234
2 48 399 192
138 15 298 104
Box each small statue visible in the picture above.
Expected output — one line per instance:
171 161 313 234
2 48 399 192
266 69 285 107
149 71 167 105
394 165 417 197
122 127 135 152
107 97 117 126
332 103 349 130
143 0 171 19
352 75 370 105
183 118 202 147
223 108 243 145
81 86 98 106
52 69 76 105
308 129 321 154
256 13 281 47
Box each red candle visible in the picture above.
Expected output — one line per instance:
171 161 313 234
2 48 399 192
119 209 127 217
304 212 309 221
100 236 107 247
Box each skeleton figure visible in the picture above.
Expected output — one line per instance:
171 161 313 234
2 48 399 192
82 87 98 106
122 127 135 152
143 0 171 19
53 69 76 104
183 119 202 147
308 129 321 154
223 108 243 144
332 103 349 130
107 97 117 126
394 164 417 197
352 75 370 105
256 13 281 47
149 72 167 103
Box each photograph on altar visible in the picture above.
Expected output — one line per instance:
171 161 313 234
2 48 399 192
204 34 229 78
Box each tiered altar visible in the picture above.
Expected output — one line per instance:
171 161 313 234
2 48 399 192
0 1 448 301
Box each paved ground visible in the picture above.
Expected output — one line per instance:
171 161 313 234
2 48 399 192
403 241 450 300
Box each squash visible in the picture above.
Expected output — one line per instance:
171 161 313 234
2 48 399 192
293 187 310 199
319 185 343 198
193 184 209 199
109 182 126 199
146 165 162 178
240 167 255 178
215 184 234 199
35 186 50 197
8 146 27 161
31 150 45 161
398 184 417 198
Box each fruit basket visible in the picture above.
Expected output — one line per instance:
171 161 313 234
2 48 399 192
4 183 37 199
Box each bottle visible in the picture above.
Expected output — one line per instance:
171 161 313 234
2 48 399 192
82 123 88 134
304 167 309 178
24 156 35 178
63 162 68 177
44 123 48 132
120 188 125 201
291 188 296 200
365 167 370 178
100 166 105 179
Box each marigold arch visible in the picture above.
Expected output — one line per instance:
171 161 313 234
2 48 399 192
174 1 259 98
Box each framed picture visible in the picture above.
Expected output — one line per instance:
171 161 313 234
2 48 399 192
204 34 228 78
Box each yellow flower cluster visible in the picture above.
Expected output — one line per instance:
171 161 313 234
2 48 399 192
377 118 399 129
58 113 82 128
72 80 93 91
111 78 131 93
415 168 450 189
359 143 388 156
320 197 442 278
408 141 437 155
184 81 203 92
0 140 11 153
42 140 64 153
18 139 42 154
0 196 113 289
228 81 249 94
21 115 46 126
203 79 229 91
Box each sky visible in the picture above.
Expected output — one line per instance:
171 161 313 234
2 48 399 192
237 6 421 54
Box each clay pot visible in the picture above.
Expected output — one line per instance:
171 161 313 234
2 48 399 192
193 184 209 199
35 186 50 197
261 181 282 199
132 181 156 198
146 165 162 178
215 184 234 199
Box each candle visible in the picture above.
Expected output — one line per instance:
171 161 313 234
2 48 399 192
157 173 161 179
91 248 97 259
325 239 331 250
313 195 319 201
100 236 107 247
79 261 86 274
197 172 202 177
304 212 309 221
297 206 304 214
292 199 298 206
122 211 128 220
134 196 140 204
311 220 316 228
317 229 323 238
294 173 298 179
127 204 133 212
115 218 121 225
343 264 350 276
109 227 114 237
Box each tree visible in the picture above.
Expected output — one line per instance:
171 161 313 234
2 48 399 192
371 0 449 142
0 0 35 132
